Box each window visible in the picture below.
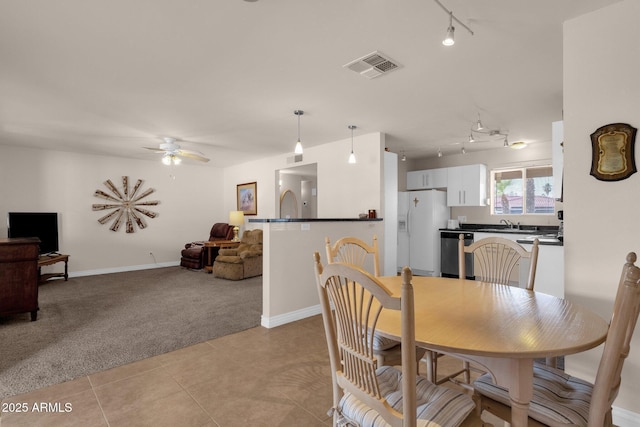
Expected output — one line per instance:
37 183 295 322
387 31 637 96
491 166 554 215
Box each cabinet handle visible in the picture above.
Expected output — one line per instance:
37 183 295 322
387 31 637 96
463 190 466 204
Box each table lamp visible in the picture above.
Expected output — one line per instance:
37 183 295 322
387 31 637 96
229 210 244 242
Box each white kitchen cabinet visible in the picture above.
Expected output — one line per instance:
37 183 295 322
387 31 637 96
473 231 564 298
446 164 487 206
407 168 448 190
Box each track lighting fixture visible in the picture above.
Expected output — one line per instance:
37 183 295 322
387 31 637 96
293 110 304 154
434 0 474 47
437 148 442 158
348 125 357 164
503 136 509 147
443 12 455 46
461 145 466 155
401 151 407 161
468 133 476 143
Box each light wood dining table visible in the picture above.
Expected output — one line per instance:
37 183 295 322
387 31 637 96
375 275 609 427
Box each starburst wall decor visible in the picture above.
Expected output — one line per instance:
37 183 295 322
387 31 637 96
92 176 160 233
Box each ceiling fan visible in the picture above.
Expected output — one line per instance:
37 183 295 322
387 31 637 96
144 137 210 164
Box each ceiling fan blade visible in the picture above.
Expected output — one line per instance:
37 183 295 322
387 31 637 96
177 150 210 162
143 147 166 153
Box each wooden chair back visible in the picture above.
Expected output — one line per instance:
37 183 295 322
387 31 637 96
314 252 417 427
325 235 380 277
459 234 539 290
588 252 640 426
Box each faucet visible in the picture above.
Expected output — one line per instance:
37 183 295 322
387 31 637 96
500 219 514 229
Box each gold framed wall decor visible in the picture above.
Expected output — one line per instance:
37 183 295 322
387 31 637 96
237 182 257 215
590 123 637 181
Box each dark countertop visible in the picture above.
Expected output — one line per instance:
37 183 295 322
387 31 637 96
249 218 383 223
440 223 563 246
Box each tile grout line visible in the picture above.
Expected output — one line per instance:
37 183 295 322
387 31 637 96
87 375 111 427
164 365 221 427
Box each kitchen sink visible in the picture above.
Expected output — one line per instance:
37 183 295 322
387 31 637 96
476 228 530 233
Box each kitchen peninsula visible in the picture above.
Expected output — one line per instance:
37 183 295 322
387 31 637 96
248 218 384 328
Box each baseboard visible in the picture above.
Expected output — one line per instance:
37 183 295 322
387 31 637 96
69 261 180 278
261 304 322 328
613 405 640 427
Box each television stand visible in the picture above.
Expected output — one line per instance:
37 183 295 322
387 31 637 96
38 254 69 283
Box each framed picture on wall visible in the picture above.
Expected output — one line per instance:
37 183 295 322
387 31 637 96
590 123 637 181
237 182 257 215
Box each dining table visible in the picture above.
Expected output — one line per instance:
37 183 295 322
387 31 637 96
375 275 609 427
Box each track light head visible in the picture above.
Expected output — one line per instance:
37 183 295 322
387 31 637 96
442 12 455 46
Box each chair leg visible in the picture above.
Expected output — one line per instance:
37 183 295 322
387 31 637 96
545 356 558 368
425 351 436 383
462 361 471 384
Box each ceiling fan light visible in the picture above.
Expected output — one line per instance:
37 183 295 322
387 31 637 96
162 154 172 165
173 155 182 165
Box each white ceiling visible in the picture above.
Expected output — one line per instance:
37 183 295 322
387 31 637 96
0 0 619 167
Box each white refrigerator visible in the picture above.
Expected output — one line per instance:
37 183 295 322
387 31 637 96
398 190 450 276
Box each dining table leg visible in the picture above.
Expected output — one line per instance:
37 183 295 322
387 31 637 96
505 358 534 427
468 356 534 427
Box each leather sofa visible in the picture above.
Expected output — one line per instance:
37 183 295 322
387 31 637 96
213 229 263 280
180 223 234 269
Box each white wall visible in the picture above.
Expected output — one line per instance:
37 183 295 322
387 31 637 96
222 132 385 218
0 145 224 274
564 0 640 421
222 132 387 325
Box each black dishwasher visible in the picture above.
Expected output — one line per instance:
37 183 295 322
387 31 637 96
440 231 474 279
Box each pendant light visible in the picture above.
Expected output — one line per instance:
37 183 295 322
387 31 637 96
348 125 357 164
294 110 304 154
474 113 485 132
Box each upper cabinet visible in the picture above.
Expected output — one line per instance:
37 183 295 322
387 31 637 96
407 168 448 190
446 164 487 206
552 120 563 201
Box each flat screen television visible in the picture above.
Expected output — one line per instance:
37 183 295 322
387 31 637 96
7 212 59 255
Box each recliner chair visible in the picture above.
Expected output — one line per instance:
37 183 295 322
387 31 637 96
180 223 234 269
212 229 263 280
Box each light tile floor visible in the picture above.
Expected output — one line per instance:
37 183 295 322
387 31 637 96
0 315 485 427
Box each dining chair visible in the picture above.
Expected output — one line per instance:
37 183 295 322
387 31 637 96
325 235 381 276
473 251 640 427
425 234 540 387
313 252 475 427
326 235 414 367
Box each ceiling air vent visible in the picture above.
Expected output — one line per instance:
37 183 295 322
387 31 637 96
344 51 401 79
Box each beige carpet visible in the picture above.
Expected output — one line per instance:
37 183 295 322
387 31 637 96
0 267 262 399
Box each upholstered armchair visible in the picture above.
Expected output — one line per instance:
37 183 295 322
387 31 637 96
180 223 234 270
212 229 263 280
